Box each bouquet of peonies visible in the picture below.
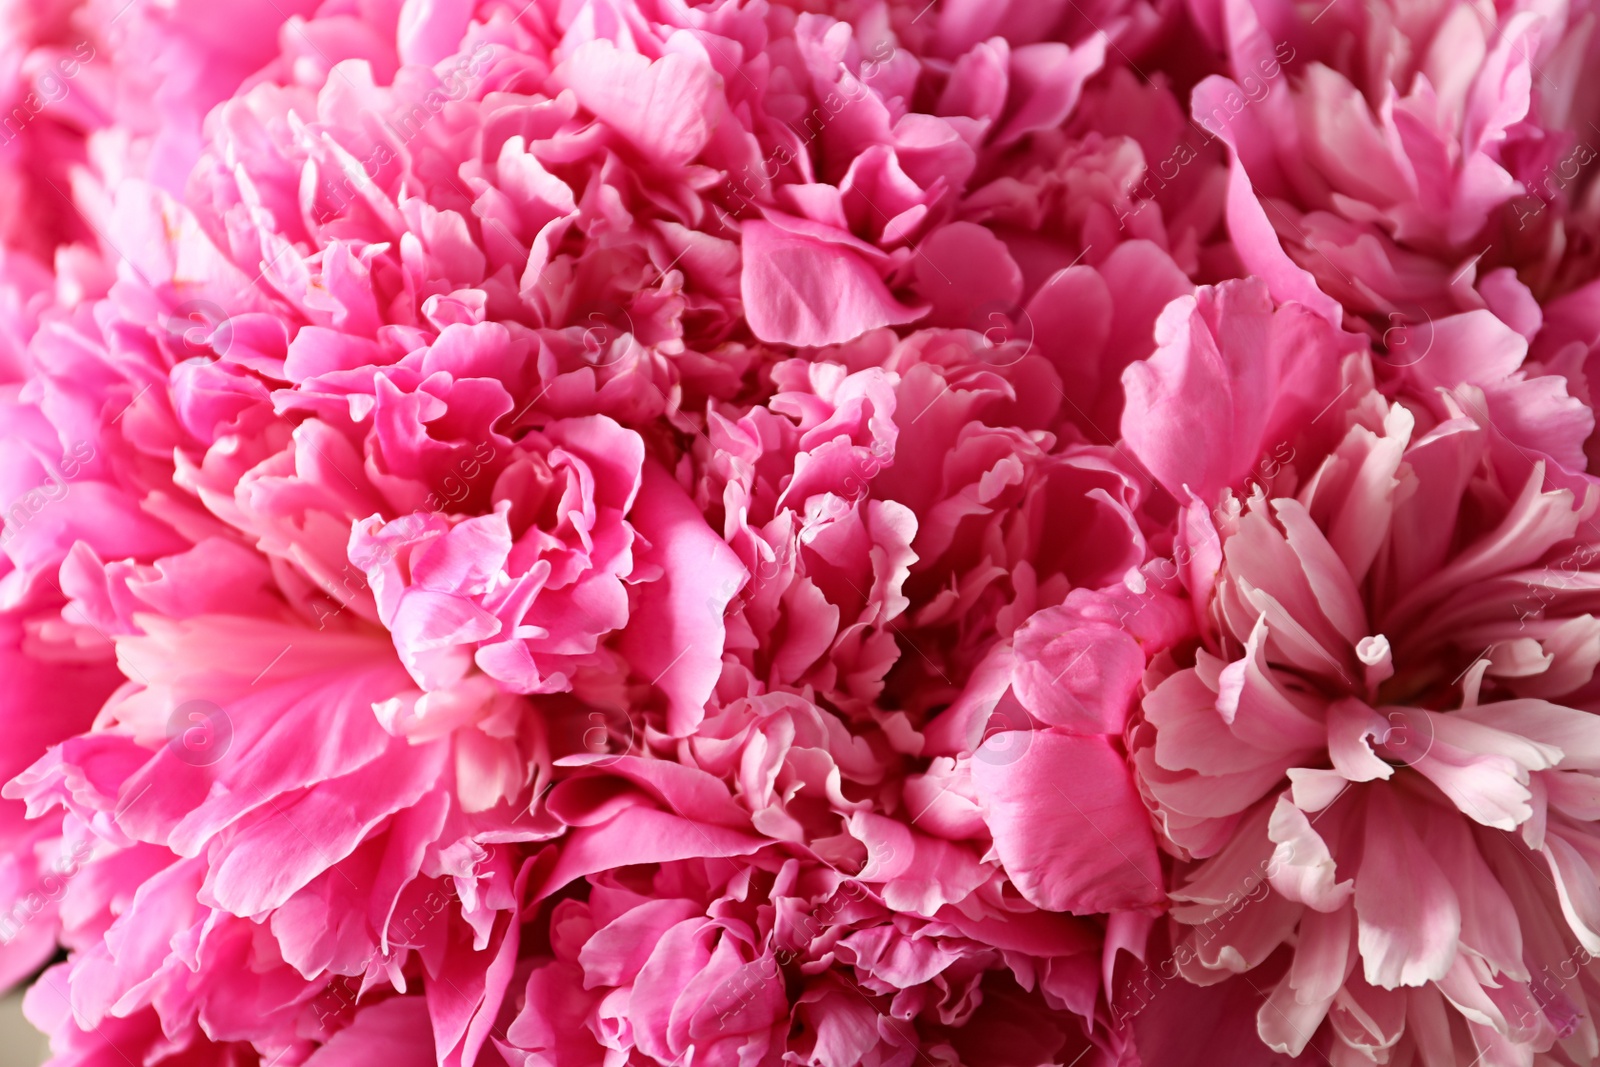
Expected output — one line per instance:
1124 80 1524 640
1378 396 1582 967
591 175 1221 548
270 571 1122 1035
3 0 1600 1064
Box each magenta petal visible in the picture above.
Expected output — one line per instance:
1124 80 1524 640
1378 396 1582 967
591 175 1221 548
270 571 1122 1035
972 731 1165 914
1011 607 1144 734
553 40 724 169
303 997 436 1066
740 220 927 346
619 462 747 736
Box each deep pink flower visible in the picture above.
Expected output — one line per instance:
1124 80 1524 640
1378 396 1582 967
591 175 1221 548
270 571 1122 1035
0 0 1204 1064
5 0 1600 1063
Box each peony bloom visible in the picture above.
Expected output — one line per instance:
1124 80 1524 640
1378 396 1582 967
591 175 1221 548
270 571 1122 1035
1122 278 1600 1064
0 0 1205 1064
5 0 1600 1062
1189 0 1600 335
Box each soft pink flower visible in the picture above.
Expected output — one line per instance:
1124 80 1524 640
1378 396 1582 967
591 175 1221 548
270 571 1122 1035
1123 279 1600 1064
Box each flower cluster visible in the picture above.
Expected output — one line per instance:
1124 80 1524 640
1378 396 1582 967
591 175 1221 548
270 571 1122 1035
1 0 1599 1065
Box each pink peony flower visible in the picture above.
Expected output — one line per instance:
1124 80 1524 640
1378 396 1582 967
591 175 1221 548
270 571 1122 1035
1122 277 1600 1064
4 0 1600 1063
0 0 1210 1063
1190 0 1600 332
